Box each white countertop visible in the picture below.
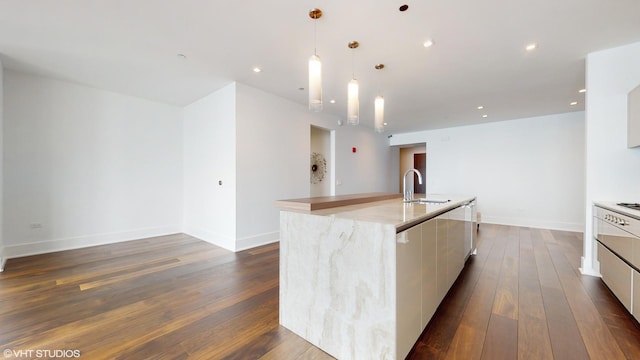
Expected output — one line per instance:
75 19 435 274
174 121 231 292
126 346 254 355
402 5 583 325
294 194 476 233
594 201 640 221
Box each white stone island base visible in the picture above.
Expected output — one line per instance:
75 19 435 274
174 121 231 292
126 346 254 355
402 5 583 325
279 211 398 359
278 194 476 359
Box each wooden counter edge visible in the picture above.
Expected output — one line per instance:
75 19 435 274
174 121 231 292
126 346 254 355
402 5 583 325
276 192 403 211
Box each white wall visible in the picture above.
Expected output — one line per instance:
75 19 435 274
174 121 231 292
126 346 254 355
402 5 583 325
0 60 4 271
235 83 396 250
3 71 183 258
182 83 237 251
332 124 397 195
1 73 397 259
391 111 585 231
583 41 640 275
235 84 310 250
310 126 331 197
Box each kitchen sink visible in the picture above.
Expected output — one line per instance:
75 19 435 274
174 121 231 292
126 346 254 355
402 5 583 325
412 198 450 204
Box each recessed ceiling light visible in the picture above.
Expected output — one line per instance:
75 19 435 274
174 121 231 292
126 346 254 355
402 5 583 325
330 99 336 104
253 67 262 73
482 114 488 118
423 39 434 48
383 122 388 126
525 43 538 51
399 4 409 12
570 101 578 106
579 88 587 93
477 105 484 110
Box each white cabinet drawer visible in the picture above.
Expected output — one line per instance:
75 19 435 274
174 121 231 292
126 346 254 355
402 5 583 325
596 218 633 262
594 206 640 269
598 242 633 312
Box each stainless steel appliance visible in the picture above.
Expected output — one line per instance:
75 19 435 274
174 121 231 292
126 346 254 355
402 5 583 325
464 199 477 259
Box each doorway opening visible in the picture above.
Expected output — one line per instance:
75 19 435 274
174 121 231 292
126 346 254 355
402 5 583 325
399 144 427 195
310 125 335 197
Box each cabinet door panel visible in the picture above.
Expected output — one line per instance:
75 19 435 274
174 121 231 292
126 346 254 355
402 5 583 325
396 227 422 359
598 242 632 312
436 214 448 302
421 218 438 328
447 207 466 286
597 218 633 260
634 269 640 322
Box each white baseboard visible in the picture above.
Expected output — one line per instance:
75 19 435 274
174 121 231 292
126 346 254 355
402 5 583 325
3 225 182 260
0 245 5 272
183 226 279 252
580 256 601 277
236 231 279 252
481 216 584 233
182 225 236 252
2 225 280 263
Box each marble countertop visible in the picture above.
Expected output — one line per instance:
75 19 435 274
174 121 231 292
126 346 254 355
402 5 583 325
594 201 640 221
280 194 476 233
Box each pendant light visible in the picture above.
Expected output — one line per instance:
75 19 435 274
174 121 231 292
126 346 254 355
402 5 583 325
308 9 323 112
347 41 360 125
374 64 385 133
374 96 385 133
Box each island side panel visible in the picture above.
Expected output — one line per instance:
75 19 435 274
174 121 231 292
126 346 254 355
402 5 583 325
279 211 398 360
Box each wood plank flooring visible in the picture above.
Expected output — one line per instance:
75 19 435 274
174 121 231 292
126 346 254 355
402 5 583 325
411 224 640 360
1 224 639 359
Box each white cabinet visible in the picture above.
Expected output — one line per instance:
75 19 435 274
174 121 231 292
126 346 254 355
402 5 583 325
396 226 422 359
628 84 640 148
634 270 640 322
596 217 633 259
464 201 477 259
447 206 466 287
594 205 640 317
396 211 467 359
436 213 448 303
598 242 632 312
421 218 438 328
396 206 470 360
435 206 466 303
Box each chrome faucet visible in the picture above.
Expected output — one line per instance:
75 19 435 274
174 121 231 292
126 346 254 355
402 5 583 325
403 168 423 202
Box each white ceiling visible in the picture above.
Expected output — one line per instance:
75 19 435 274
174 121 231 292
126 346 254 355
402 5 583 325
1 1 639 134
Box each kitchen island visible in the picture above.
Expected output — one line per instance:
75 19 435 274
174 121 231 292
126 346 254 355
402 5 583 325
277 193 477 360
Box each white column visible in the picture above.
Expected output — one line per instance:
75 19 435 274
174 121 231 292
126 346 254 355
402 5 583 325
583 41 640 276
0 58 5 271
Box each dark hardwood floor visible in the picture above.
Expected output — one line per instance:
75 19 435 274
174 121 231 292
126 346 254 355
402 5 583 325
1 224 639 359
